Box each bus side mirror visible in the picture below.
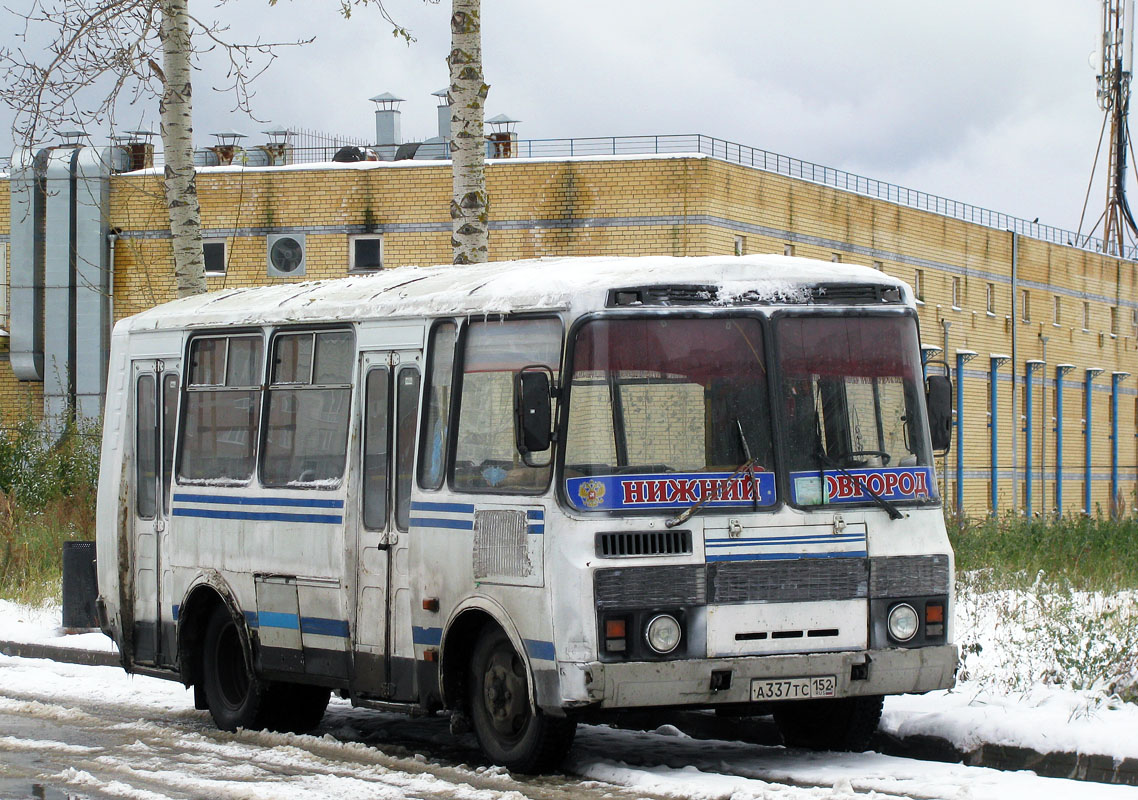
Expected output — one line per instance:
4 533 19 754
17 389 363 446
925 374 953 452
515 367 553 462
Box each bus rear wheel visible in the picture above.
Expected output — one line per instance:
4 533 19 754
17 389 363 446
773 694 883 752
201 605 266 732
467 627 575 772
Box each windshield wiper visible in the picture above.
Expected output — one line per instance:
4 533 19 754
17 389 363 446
665 420 759 529
815 450 904 521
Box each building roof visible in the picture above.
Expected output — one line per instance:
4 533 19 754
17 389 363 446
118 255 912 334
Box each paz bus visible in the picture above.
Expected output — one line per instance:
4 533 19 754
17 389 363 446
95 255 957 771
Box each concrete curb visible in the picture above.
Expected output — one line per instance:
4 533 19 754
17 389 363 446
0 639 119 668
4 641 1136 787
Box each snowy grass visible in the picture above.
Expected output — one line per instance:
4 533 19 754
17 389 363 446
0 415 100 605
949 514 1138 592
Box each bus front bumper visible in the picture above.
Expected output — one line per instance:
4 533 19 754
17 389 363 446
554 645 958 710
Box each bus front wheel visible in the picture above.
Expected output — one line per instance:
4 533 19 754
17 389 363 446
467 627 575 772
773 694 883 752
201 605 265 732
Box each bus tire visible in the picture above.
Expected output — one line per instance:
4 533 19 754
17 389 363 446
201 605 266 732
773 694 883 752
468 627 575 772
260 683 330 734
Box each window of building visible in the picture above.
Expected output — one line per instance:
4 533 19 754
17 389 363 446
350 234 383 271
262 329 354 486
734 235 745 256
419 322 456 491
951 277 961 309
986 283 995 315
1083 301 1091 331
1111 306 1119 336
1053 296 1061 326
784 243 795 257
873 260 884 271
179 334 264 482
203 239 226 275
913 269 925 303
1132 307 1138 335
1021 289 1030 322
831 252 841 263
454 318 562 493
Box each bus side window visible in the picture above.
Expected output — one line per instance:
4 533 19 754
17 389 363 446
136 374 157 519
263 330 354 487
395 366 421 530
362 367 390 529
419 322 456 491
180 335 263 482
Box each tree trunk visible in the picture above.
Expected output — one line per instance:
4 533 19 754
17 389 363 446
447 0 489 264
160 0 207 297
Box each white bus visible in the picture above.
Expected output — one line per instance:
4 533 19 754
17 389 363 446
96 255 957 771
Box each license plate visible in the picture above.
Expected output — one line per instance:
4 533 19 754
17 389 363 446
751 675 837 701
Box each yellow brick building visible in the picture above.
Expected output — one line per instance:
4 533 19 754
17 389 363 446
2 142 1136 518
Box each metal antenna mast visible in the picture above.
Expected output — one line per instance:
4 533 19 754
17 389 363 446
1089 0 1138 254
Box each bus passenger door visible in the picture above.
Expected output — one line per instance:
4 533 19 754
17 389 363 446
131 360 180 666
353 350 421 698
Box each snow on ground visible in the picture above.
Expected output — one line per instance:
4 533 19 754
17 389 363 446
5 592 1138 798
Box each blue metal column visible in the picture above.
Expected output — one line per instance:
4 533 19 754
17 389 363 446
955 350 977 515
1085 368 1103 515
1023 360 1045 517
990 355 1010 515
1054 364 1074 515
1111 372 1130 517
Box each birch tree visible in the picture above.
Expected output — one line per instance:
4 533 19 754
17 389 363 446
1 0 304 297
447 0 488 264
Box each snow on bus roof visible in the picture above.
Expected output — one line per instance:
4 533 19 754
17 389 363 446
119 254 912 333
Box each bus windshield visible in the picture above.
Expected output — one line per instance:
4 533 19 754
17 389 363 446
563 316 774 512
777 314 937 508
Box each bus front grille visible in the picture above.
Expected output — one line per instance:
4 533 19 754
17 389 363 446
594 565 706 608
869 554 950 597
595 530 693 558
708 558 869 604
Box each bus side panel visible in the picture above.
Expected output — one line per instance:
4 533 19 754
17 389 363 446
95 326 133 649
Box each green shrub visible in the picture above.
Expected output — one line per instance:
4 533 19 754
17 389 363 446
0 415 101 603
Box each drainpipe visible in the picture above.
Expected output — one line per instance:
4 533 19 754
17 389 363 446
1085 367 1104 515
1039 336 1048 518
1023 360 1045 518
1112 372 1130 517
1054 363 1075 516
107 232 117 328
1010 231 1019 514
990 354 1010 516
955 349 977 516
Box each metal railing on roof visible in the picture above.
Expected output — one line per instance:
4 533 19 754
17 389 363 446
8 132 1131 260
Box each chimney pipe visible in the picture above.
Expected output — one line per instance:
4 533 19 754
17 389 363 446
370 92 404 146
432 88 451 143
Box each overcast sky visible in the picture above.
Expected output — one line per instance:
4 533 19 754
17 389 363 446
0 0 1128 238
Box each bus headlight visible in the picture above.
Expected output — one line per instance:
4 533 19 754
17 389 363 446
645 614 682 654
887 603 919 642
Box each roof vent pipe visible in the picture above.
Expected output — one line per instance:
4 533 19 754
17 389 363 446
371 92 403 146
432 88 451 143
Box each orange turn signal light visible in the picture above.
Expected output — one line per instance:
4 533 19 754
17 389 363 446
925 603 944 624
605 619 627 639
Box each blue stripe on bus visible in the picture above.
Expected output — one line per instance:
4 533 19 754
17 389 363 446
705 534 865 548
172 507 343 524
410 501 475 514
172 604 180 621
410 517 475 530
301 617 351 638
173 493 344 509
527 525 544 535
707 550 869 563
526 509 544 520
413 626 443 646
244 610 259 628
524 639 556 662
259 611 300 630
